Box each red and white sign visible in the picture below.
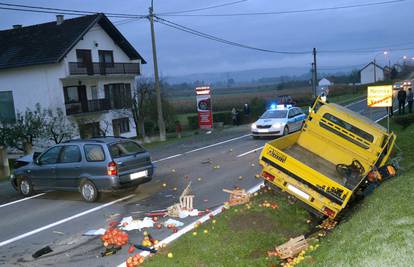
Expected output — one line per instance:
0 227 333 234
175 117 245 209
196 86 213 129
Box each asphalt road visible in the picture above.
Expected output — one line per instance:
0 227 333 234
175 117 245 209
0 96 394 267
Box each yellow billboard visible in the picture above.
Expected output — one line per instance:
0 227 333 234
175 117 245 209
367 85 393 107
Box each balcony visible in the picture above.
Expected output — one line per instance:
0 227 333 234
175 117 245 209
68 62 140 76
65 99 111 115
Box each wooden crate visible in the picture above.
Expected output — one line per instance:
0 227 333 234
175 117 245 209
223 188 250 206
275 235 308 259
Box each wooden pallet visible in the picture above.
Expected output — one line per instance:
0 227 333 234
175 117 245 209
223 188 250 206
274 235 308 259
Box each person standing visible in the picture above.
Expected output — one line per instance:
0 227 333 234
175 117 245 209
231 107 238 125
408 88 413 113
397 87 407 114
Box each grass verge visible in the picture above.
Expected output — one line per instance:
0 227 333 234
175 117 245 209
144 191 312 267
300 121 414 267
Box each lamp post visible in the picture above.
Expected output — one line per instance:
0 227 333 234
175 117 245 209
373 51 388 83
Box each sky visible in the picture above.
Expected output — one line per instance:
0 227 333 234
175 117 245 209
1 0 414 77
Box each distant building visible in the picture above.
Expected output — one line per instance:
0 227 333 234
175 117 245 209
359 62 384 84
0 13 146 138
318 78 332 87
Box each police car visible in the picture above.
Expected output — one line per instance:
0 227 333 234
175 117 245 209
251 104 306 138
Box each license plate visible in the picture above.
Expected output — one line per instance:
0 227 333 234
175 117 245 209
258 129 269 133
130 170 148 180
287 184 309 200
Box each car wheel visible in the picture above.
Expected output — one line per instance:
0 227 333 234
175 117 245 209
283 126 289 136
80 180 99 202
18 177 34 197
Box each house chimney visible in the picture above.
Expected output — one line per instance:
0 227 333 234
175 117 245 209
12 24 22 29
56 15 64 25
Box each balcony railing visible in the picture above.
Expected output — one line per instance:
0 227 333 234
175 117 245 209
68 62 140 76
65 98 111 115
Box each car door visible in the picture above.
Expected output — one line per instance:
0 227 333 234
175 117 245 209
29 146 62 189
295 108 306 129
55 145 83 189
287 109 297 131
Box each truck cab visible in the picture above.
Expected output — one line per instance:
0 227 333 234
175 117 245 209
259 97 396 218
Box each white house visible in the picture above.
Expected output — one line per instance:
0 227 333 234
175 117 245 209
359 62 384 84
0 13 146 139
318 78 332 87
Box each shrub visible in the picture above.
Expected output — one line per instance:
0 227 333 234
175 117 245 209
393 113 414 128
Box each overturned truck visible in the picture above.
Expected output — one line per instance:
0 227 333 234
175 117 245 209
259 97 396 218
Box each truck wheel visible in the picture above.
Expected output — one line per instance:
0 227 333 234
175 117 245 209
80 180 99 202
18 177 34 197
283 126 289 136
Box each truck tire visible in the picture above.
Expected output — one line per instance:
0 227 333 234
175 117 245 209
18 177 34 197
80 180 99 202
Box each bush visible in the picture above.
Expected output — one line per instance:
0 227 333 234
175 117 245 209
393 113 414 128
249 97 266 120
187 115 199 130
213 112 233 125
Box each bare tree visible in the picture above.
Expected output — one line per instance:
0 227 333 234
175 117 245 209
45 108 77 144
132 78 154 141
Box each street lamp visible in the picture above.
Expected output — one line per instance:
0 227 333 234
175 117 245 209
373 51 388 82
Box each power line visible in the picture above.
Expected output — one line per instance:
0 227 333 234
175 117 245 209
158 0 405 17
157 0 248 15
0 2 145 18
155 17 310 54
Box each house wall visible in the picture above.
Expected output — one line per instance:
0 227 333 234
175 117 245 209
0 23 141 142
360 64 384 84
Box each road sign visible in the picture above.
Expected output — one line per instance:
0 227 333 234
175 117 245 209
195 86 213 129
367 85 393 107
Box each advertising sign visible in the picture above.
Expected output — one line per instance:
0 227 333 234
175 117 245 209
196 86 213 129
367 85 393 107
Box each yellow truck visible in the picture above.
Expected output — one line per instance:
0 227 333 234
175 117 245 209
259 97 396 218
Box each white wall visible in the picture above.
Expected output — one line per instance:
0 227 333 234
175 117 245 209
65 24 137 66
0 63 66 114
360 64 384 84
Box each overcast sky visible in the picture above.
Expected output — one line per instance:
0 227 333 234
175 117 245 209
1 0 413 76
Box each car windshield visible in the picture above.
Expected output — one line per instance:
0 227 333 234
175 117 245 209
260 110 287 119
109 141 145 158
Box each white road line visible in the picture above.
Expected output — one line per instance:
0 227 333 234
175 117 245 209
152 154 183 163
345 97 366 107
184 134 252 154
375 107 400 122
0 194 134 248
0 193 46 208
237 146 265 158
152 134 252 163
117 182 264 267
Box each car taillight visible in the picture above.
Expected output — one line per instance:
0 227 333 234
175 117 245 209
323 206 336 217
107 161 118 176
262 171 275 182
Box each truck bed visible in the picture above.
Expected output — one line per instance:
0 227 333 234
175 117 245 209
283 144 345 186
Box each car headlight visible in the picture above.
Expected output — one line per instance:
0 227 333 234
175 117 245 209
272 123 283 128
251 123 257 129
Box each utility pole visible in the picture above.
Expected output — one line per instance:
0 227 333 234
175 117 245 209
313 48 318 97
149 0 166 141
373 59 377 82
311 62 315 97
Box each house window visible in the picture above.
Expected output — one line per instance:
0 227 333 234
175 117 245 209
64 86 79 103
99 50 114 66
113 118 130 134
104 83 132 109
0 91 16 123
90 86 98 100
76 49 92 66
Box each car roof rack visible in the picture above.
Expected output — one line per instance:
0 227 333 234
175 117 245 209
62 139 105 143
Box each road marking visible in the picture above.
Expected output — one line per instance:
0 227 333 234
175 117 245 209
375 106 401 122
0 194 134 248
237 146 265 157
152 134 252 163
117 182 264 267
0 193 46 208
152 154 183 163
184 134 252 154
345 97 366 107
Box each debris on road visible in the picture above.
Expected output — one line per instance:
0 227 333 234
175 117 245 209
163 219 184 228
119 217 154 231
167 182 196 218
83 228 106 236
101 246 122 257
201 159 212 164
52 230 65 235
101 228 128 248
223 188 250 206
32 246 53 258
318 218 338 230
213 165 220 169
